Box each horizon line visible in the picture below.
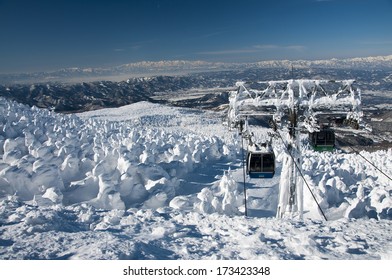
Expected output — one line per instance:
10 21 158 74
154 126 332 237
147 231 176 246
1 53 392 76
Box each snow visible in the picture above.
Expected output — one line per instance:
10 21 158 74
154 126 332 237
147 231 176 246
0 97 391 260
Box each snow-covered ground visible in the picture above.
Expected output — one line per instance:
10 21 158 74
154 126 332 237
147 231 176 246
0 97 391 259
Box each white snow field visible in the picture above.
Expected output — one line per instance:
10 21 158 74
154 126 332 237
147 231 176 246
0 97 391 260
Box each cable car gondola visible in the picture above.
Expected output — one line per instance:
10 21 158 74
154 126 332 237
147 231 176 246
246 151 275 178
310 129 335 152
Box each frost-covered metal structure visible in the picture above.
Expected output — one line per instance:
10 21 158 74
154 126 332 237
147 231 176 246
228 79 362 130
228 79 363 219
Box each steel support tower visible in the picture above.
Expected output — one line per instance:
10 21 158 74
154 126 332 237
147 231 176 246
228 79 362 219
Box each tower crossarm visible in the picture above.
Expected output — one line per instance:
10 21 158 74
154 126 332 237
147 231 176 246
228 79 363 131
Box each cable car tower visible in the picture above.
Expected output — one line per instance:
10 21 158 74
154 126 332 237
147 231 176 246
228 79 363 219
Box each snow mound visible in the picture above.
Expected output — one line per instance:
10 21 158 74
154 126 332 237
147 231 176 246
301 149 392 220
0 98 235 212
196 170 243 215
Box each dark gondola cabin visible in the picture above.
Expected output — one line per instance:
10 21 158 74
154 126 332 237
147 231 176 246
246 152 275 178
310 129 335 152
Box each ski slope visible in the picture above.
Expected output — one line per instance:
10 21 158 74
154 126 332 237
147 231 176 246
0 97 391 259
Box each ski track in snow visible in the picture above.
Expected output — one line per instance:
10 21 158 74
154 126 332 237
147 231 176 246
0 98 391 260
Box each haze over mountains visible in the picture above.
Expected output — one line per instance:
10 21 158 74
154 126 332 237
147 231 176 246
0 54 392 121
1 54 392 84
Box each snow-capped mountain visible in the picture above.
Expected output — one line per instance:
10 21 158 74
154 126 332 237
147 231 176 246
253 55 392 69
1 55 392 84
116 60 228 71
0 75 232 112
1 66 392 114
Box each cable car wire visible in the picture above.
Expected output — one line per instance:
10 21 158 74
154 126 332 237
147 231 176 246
336 136 392 181
241 134 248 217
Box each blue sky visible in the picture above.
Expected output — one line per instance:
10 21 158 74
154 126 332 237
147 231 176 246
0 0 391 73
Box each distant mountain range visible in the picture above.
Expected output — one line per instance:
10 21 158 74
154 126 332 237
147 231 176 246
1 65 392 113
1 55 392 84
253 55 392 69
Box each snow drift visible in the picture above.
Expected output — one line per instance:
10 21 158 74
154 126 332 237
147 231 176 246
0 97 391 218
1 97 392 260
0 98 236 213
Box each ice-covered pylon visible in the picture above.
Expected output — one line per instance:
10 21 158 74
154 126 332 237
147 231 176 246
276 151 304 219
